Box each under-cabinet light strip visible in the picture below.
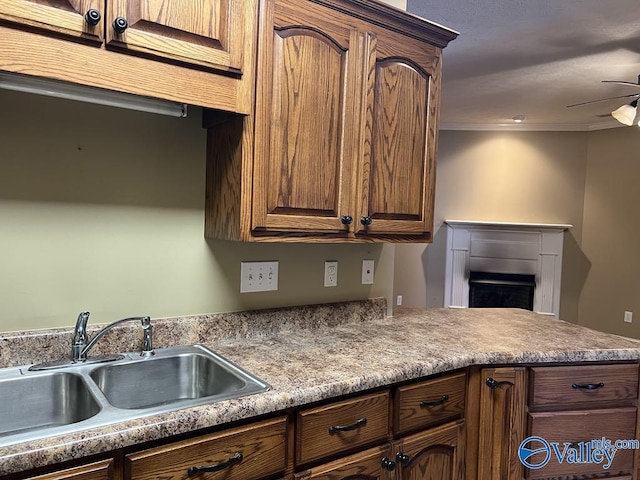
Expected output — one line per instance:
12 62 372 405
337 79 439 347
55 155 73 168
0 71 187 118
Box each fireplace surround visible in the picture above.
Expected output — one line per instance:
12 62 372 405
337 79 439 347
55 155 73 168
444 220 572 318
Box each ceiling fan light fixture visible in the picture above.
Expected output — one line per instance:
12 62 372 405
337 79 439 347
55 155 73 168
611 100 638 126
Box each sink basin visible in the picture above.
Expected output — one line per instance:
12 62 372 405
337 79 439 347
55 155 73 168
0 345 269 448
90 349 255 409
0 372 100 437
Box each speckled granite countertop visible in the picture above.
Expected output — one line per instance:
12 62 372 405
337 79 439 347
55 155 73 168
1 301 640 475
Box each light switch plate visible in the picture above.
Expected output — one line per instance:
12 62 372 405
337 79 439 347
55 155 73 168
240 261 278 293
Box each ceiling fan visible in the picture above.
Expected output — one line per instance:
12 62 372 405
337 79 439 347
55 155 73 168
567 74 640 126
567 75 640 108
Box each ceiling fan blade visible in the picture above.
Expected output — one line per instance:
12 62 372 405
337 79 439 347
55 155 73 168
601 80 640 88
566 93 640 108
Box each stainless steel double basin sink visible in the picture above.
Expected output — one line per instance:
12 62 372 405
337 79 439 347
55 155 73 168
0 345 270 448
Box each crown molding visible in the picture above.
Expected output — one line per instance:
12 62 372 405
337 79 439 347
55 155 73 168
439 120 625 132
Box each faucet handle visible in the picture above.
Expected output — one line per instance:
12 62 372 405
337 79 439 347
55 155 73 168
75 311 90 331
72 311 91 362
140 316 155 357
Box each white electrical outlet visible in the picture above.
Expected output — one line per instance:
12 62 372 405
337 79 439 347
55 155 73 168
362 259 374 285
397 295 403 306
624 311 633 323
324 261 338 287
240 261 278 293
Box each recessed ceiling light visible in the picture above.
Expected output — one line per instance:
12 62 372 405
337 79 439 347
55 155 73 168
513 115 525 123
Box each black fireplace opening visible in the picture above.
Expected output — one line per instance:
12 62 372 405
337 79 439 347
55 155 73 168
468 271 535 310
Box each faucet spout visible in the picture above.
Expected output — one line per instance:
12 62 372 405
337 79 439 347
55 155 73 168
72 312 154 362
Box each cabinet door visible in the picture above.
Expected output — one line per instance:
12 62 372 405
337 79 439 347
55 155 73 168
294 444 394 480
105 0 245 73
476 367 527 480
357 29 442 239
0 0 103 42
251 0 363 236
395 421 465 480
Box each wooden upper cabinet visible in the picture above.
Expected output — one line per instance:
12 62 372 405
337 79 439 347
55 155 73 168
251 0 361 235
0 0 104 42
357 29 441 239
203 0 457 242
105 0 244 73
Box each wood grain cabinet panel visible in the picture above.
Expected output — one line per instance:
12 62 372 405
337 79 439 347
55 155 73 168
25 460 114 480
296 391 390 465
251 0 361 235
475 367 527 480
394 420 465 480
528 407 637 479
294 444 394 480
0 0 103 42
106 0 244 72
124 416 287 480
530 363 640 407
357 28 441 239
204 0 457 242
395 372 466 436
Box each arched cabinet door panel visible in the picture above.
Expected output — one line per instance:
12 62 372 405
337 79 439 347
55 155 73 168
357 29 442 240
105 0 245 73
394 420 465 480
0 0 104 43
252 0 362 235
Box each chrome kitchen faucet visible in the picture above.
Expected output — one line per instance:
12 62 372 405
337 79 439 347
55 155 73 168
72 311 155 362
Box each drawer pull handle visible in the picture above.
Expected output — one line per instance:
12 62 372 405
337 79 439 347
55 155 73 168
572 382 605 390
381 456 396 471
420 395 449 407
187 452 243 476
328 417 367 434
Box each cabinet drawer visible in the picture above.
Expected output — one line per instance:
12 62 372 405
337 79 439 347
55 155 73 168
394 372 466 435
530 363 639 407
527 407 637 479
124 417 287 480
296 391 390 465
27 460 113 480
294 444 392 480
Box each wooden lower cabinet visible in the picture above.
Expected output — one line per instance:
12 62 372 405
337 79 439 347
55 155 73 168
467 367 527 480
25 460 114 480
294 444 394 480
528 407 637 479
294 420 465 480
296 391 390 465
466 363 640 480
394 421 465 480
124 417 287 480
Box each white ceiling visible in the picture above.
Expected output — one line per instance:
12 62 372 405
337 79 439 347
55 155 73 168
407 0 640 130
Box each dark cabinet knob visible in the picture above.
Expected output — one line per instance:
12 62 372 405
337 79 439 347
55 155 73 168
84 9 101 26
486 377 499 389
396 452 411 466
360 216 372 226
381 457 396 471
340 215 353 225
112 16 128 33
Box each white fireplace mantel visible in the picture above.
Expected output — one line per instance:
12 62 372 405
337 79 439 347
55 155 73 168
444 220 572 317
